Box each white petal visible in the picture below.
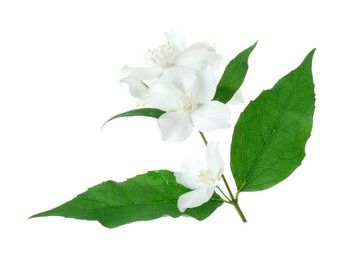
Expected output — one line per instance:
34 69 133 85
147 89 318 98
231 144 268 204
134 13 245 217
205 142 224 180
175 159 205 189
227 90 245 105
165 30 187 51
147 82 182 111
128 80 148 99
158 111 193 142
174 43 223 69
177 186 215 212
190 101 231 132
118 65 163 82
190 64 217 103
158 66 197 92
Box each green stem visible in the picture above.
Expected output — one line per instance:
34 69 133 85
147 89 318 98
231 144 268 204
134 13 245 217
213 197 231 204
198 131 247 223
199 131 208 145
221 174 235 201
232 199 247 222
216 186 231 202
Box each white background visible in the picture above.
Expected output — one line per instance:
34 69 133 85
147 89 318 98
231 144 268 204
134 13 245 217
1 0 357 259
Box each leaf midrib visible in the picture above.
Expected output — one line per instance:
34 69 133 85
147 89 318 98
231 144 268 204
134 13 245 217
217 53 245 100
42 197 219 212
238 108 283 192
226 56 245 90
239 79 298 192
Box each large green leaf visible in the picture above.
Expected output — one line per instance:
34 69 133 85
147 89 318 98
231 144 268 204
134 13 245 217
213 42 257 103
102 108 165 128
30 170 223 228
231 49 316 192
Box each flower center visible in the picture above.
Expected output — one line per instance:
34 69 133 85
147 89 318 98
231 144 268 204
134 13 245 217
177 91 198 113
197 169 216 186
149 42 179 68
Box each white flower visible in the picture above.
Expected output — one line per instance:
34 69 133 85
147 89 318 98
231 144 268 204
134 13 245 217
175 142 224 212
118 31 223 100
146 63 231 142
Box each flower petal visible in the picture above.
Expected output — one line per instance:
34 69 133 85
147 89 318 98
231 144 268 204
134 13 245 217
158 66 197 92
177 186 215 212
147 82 182 111
118 65 163 82
205 142 224 180
165 30 187 51
190 101 231 132
158 111 193 142
128 80 148 99
174 42 223 69
175 159 205 189
227 90 245 105
190 64 217 103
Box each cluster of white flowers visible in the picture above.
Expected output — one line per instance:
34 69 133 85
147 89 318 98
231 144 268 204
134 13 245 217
118 31 240 211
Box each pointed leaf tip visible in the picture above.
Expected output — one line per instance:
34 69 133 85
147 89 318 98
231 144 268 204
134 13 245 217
301 48 316 68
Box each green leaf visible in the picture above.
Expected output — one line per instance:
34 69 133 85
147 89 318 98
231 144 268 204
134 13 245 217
213 41 257 103
102 108 165 128
30 170 223 228
103 108 165 126
231 49 316 192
